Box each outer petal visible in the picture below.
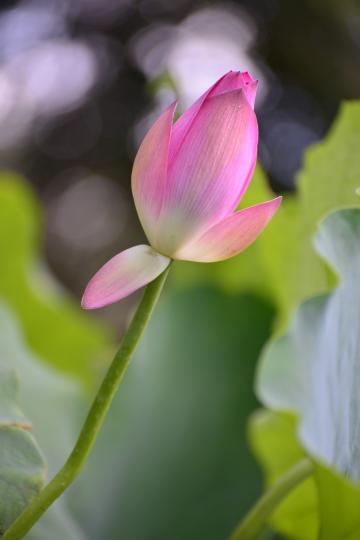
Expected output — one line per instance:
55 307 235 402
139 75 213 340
154 89 258 256
169 71 257 164
174 197 282 262
81 245 170 309
131 103 177 244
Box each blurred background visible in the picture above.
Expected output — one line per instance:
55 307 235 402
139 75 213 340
0 1 359 539
0 0 359 330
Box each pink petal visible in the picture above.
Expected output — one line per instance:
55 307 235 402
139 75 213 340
169 71 257 164
240 71 258 108
174 197 282 262
153 89 258 256
131 103 177 245
81 245 170 309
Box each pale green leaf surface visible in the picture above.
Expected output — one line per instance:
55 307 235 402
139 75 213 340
0 174 111 384
0 308 46 534
0 361 29 428
249 410 360 540
258 209 360 480
256 209 360 537
0 427 45 535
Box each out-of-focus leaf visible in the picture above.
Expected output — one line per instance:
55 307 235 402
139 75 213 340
0 357 29 427
314 463 360 540
249 410 318 540
0 304 86 539
266 100 360 327
256 209 360 537
249 410 360 540
0 427 45 535
0 174 111 385
0 346 46 535
71 287 275 540
26 501 87 540
173 101 360 329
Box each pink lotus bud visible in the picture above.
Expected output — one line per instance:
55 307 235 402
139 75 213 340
82 71 281 309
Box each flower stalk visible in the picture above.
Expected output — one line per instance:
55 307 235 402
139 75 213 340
3 266 171 540
229 458 314 540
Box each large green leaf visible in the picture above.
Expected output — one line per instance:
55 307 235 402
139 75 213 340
314 463 360 540
0 174 111 384
0 304 86 539
249 409 360 540
0 310 46 534
71 287 274 540
0 427 45 535
173 101 360 329
256 209 360 537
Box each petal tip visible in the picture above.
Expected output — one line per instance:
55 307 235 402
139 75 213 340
261 195 283 220
81 291 95 310
81 283 107 310
273 195 283 210
80 295 88 310
80 245 170 310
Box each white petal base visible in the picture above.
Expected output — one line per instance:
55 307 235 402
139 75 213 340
82 245 170 309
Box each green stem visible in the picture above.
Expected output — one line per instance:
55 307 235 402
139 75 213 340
229 458 314 540
3 266 171 540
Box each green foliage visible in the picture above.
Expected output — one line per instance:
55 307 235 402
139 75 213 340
0 309 46 534
249 410 318 540
0 174 111 385
0 172 108 537
173 102 360 330
1 100 360 538
71 287 274 540
314 463 360 540
0 171 113 537
250 410 360 540
258 209 360 482
254 208 360 538
271 101 360 326
0 303 86 539
0 427 45 535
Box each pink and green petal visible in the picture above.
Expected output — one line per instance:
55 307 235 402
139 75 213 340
81 245 170 309
174 197 282 262
153 89 258 256
131 102 177 245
